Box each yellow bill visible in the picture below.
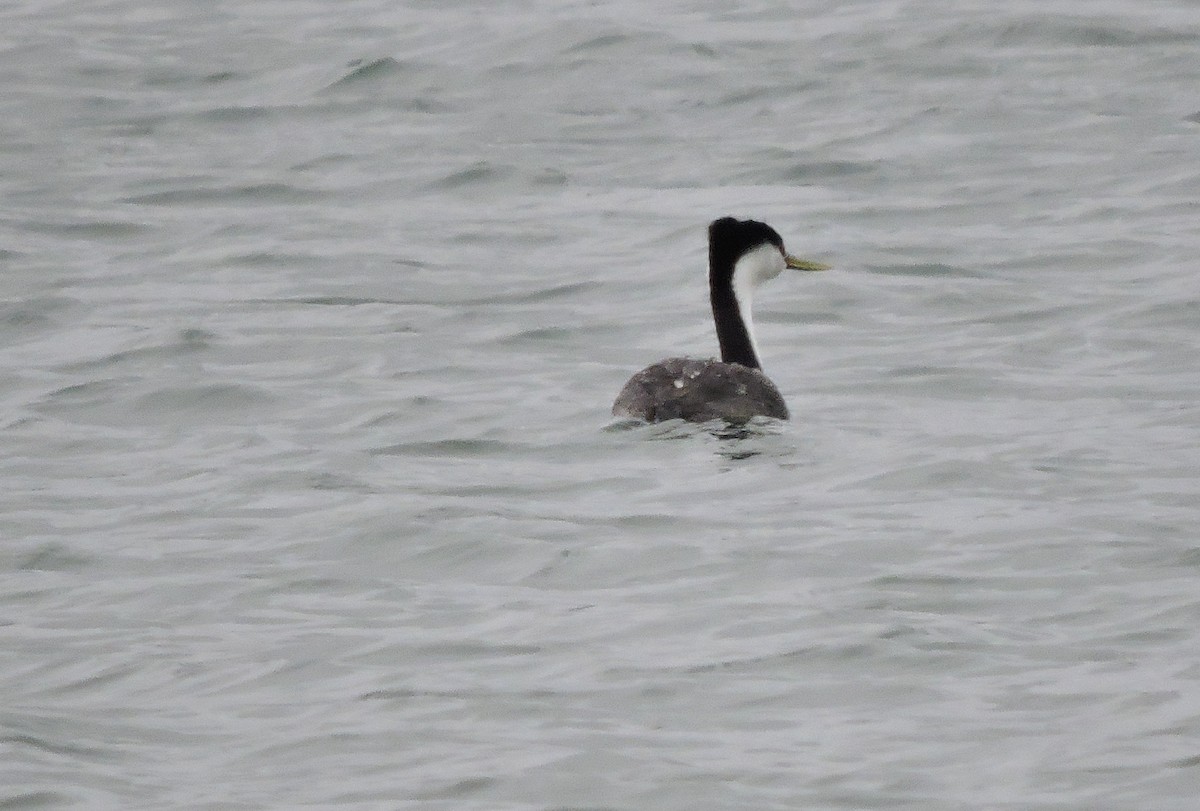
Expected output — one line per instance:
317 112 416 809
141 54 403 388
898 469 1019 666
785 254 832 271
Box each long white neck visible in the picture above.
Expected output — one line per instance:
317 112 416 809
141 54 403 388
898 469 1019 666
729 242 785 366
730 260 761 368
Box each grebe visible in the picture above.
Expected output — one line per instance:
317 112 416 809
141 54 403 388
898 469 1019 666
612 217 830 423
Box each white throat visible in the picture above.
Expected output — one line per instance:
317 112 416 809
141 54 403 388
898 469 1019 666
728 243 785 367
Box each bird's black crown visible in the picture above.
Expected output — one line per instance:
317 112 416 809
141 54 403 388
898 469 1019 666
708 217 785 283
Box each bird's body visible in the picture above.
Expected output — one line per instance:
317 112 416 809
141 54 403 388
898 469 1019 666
612 356 788 423
612 217 829 424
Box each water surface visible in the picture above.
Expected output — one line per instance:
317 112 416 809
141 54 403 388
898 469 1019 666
2 1 1200 808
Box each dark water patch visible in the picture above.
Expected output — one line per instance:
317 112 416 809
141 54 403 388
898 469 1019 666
780 160 882 183
473 280 601 306
849 458 1017 492
437 482 564 498
193 100 388 124
871 573 977 590
609 513 692 531
1173 547 1200 570
132 383 276 421
22 220 146 240
118 173 218 194
392 257 427 270
381 281 598 308
1168 753 1200 769
562 32 634 54
533 167 569 186
394 96 449 113
0 730 112 762
289 295 404 307
61 329 214 373
307 472 376 493
176 327 216 347
760 309 842 326
105 112 170 136
194 105 277 123
55 661 145 696
496 326 571 346
41 379 123 406
1115 296 1200 330
122 183 321 205
727 154 881 184
360 687 467 701
714 85 776 107
1184 112 1200 125
863 262 963 278
143 68 244 87
0 138 36 157
407 641 543 660
412 777 499 801
688 42 720 59
361 685 558 702
0 790 74 809
950 303 1080 328
0 306 48 330
864 365 1005 398
373 438 514 457
16 543 91 572
993 17 1200 48
357 402 440 429
0 297 77 335
292 153 356 172
684 642 877 675
324 57 410 90
219 252 322 269
432 161 511 190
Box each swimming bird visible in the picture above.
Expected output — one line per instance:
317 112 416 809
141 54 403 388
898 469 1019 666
612 216 830 424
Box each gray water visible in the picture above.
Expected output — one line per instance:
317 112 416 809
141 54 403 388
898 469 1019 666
3 1 1200 808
